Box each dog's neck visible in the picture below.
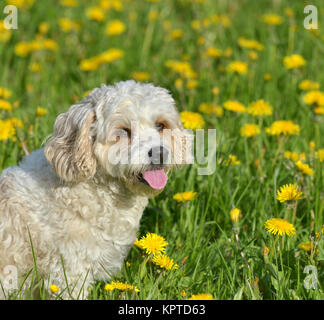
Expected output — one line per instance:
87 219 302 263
91 168 147 210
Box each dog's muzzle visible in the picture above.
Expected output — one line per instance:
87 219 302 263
135 146 169 190
148 146 169 165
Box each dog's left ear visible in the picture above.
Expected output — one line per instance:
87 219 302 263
44 100 97 182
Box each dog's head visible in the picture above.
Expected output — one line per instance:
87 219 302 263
44 80 192 197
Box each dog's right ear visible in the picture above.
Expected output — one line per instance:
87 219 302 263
44 100 97 182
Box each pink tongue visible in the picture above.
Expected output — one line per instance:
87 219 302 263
142 169 168 190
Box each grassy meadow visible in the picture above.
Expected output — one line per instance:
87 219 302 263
1 0 324 300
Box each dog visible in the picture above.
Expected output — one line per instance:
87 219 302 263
0 80 191 299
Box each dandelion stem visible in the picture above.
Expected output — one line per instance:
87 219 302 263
291 200 298 223
272 136 286 167
234 231 250 269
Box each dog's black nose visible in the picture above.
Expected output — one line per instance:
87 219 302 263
148 146 169 165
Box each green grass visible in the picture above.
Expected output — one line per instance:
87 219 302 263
1 0 324 300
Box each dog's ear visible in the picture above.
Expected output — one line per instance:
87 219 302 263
44 101 97 182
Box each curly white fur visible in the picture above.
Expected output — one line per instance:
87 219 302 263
0 81 187 299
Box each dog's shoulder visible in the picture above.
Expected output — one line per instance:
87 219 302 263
0 148 58 196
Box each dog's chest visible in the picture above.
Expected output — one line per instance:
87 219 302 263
85 193 148 279
53 182 148 278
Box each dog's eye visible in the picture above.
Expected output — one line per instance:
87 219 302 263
115 128 131 138
155 122 165 132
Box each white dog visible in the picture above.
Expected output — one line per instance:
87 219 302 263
0 80 190 299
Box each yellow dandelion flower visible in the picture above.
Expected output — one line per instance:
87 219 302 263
195 36 204 45
295 161 314 176
170 29 183 40
174 78 183 90
187 293 214 300
283 54 306 69
38 22 50 34
262 245 270 256
265 120 300 136
134 238 144 250
29 62 41 73
14 42 32 57
173 191 197 203
79 58 100 71
148 10 159 22
131 72 150 82
309 141 316 150
86 7 105 22
165 60 197 79
284 151 292 160
264 218 296 237
36 107 48 116
105 20 126 36
152 254 178 270
212 86 220 96
0 119 16 141
218 14 231 27
0 99 12 111
191 19 201 30
60 0 79 7
284 151 306 162
223 100 246 113
181 290 187 297
298 242 312 252
198 103 223 117
49 284 59 293
247 99 273 116
299 80 320 91
248 51 259 61
100 0 123 11
80 48 124 71
276 184 303 203
180 111 205 130
262 14 283 26
226 154 241 166
7 0 34 9
58 18 81 33
202 17 211 27
98 48 125 63
205 47 222 59
138 233 168 256
104 281 139 292
240 124 260 138
285 8 294 18
43 39 58 51
230 208 242 223
0 20 11 43
0 87 11 99
227 61 248 75
186 80 198 90
26 83 33 93
15 38 57 56
237 37 264 51
303 90 324 106
314 106 324 114
264 73 272 81
7 117 23 129
223 47 233 58
315 149 324 162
